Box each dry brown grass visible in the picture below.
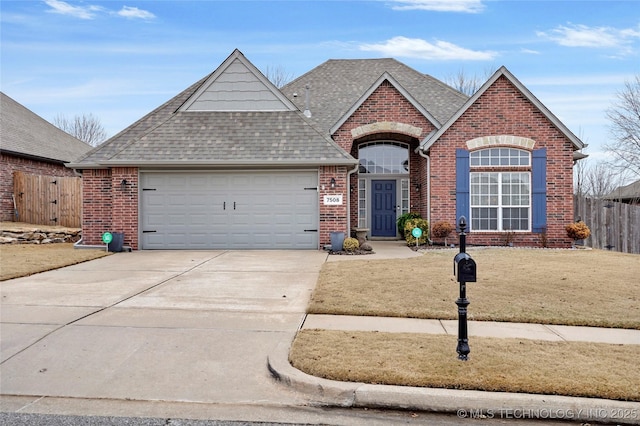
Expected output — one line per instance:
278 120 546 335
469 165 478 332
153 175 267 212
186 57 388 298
0 243 110 281
310 248 640 329
291 329 640 401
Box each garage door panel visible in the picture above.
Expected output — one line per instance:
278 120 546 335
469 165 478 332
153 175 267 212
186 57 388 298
141 171 318 249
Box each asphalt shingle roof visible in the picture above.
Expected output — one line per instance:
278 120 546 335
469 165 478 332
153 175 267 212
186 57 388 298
280 58 469 134
107 110 354 164
71 54 469 168
1 92 91 163
72 64 354 167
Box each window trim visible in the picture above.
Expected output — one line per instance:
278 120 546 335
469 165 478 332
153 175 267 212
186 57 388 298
469 147 532 232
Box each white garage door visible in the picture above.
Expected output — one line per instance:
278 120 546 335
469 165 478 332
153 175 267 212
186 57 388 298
140 171 319 249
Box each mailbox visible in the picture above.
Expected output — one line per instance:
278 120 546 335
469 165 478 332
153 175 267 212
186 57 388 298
454 252 476 282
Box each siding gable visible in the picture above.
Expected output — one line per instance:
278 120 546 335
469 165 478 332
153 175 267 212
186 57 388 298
180 49 296 112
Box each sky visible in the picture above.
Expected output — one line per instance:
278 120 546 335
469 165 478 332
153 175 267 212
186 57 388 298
1 0 639 162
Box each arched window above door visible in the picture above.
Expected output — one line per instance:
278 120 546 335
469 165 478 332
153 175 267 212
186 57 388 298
358 141 409 174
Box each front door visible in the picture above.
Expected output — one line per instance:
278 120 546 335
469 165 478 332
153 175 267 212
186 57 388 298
371 180 397 237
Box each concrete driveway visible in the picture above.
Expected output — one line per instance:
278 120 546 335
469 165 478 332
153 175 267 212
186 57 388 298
0 250 327 405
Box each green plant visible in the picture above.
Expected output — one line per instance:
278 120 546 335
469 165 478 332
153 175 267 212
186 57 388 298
396 212 421 237
566 221 591 241
404 218 429 246
343 237 359 252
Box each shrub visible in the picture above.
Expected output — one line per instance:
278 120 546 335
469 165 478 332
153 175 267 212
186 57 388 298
432 221 454 239
404 218 429 246
343 237 359 252
396 212 421 237
566 221 591 240
538 226 549 248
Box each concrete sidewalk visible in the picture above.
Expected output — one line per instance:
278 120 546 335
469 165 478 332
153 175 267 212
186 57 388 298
302 314 640 345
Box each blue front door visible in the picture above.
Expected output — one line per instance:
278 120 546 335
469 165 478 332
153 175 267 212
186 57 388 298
372 180 397 237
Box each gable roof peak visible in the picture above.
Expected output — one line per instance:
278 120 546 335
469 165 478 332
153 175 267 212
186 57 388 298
420 65 585 152
178 48 297 113
330 71 441 134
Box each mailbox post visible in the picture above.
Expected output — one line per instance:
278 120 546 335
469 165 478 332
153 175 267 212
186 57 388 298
453 216 476 361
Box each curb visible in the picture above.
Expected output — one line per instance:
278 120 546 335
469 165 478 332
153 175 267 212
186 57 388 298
267 339 640 425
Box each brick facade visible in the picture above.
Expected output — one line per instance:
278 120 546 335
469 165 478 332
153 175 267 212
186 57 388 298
427 76 575 248
319 165 350 246
80 168 140 249
1 153 78 222
331 81 437 231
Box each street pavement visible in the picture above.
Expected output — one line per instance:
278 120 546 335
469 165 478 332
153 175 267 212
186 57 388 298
1 242 639 425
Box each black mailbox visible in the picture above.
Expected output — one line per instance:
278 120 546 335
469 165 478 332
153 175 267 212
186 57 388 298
454 252 476 282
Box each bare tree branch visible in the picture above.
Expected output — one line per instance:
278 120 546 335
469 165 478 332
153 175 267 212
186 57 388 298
443 66 497 96
264 65 294 88
53 113 108 147
605 74 640 178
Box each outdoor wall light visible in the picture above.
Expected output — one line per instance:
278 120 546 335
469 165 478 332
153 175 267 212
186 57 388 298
330 177 336 189
120 179 129 191
414 183 422 192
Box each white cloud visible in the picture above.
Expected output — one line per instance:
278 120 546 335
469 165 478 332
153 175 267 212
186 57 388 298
389 0 484 13
520 48 540 55
536 23 640 53
43 1 155 21
359 36 497 61
117 6 156 20
44 0 103 20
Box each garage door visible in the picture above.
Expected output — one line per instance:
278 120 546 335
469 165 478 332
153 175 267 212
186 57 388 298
140 171 318 249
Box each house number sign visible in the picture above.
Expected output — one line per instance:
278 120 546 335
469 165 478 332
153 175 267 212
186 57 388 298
323 194 343 205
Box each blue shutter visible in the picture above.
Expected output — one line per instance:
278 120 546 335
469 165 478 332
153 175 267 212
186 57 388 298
532 148 547 233
456 149 470 229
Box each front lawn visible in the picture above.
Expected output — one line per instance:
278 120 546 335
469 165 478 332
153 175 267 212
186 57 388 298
308 248 640 329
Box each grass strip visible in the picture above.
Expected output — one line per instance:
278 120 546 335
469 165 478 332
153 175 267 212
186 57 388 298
290 329 640 401
0 243 110 281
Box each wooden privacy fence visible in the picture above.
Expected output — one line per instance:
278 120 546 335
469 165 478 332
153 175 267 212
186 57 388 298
13 171 82 228
574 195 640 254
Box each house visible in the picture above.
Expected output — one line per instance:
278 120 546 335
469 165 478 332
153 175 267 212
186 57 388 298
0 92 92 222
68 49 584 250
604 180 640 205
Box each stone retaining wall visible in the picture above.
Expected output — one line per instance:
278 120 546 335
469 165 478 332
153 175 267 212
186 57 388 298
0 226 81 244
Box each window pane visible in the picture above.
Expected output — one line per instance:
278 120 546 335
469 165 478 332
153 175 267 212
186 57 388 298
358 142 409 174
358 179 366 228
472 207 498 230
503 208 529 231
470 148 531 168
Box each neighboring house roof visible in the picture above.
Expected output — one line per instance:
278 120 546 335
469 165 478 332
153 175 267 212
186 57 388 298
0 92 91 164
70 49 355 169
281 58 468 135
419 66 586 157
604 180 640 201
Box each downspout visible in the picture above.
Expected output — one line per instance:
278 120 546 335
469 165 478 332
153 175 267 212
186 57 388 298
417 146 431 234
346 162 360 238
